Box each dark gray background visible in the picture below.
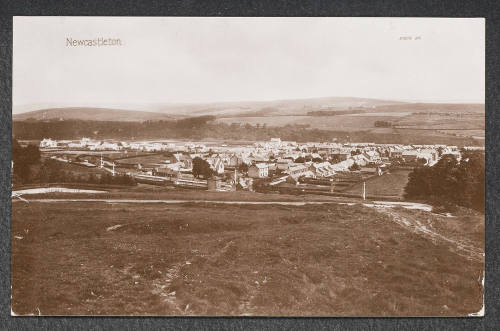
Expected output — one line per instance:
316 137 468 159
1 0 498 330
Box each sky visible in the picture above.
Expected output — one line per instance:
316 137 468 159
13 17 485 113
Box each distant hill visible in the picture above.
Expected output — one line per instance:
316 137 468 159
13 107 176 122
13 97 410 119
374 103 485 114
123 98 483 117
12 97 484 122
150 96 410 117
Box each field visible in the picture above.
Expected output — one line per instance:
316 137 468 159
215 111 485 145
19 186 355 203
342 170 412 198
11 196 484 316
113 154 168 166
216 114 398 131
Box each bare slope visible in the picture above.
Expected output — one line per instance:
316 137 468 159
13 97 408 119
13 107 175 122
152 96 408 117
12 199 483 316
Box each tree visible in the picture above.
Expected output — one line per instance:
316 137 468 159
349 163 361 171
238 163 249 172
456 151 485 211
437 146 444 157
192 157 213 179
12 139 41 183
374 120 393 128
404 151 484 213
329 154 343 164
253 179 270 193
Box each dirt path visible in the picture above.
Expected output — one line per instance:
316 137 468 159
14 197 434 212
376 207 484 262
12 188 107 195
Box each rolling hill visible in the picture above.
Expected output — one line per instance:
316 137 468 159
149 96 410 117
13 97 484 124
13 97 410 120
12 107 176 122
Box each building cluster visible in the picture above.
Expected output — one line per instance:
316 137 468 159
40 136 481 192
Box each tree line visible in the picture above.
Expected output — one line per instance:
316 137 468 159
404 150 484 213
12 139 136 186
13 117 340 142
13 117 481 146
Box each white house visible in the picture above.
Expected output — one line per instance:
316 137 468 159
208 156 225 174
286 164 313 179
310 161 335 178
40 138 58 148
248 163 269 178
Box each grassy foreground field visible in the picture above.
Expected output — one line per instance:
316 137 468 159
11 200 483 316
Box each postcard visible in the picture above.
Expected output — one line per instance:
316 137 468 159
11 16 484 316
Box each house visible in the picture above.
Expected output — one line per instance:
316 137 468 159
228 154 242 167
286 164 313 179
208 156 225 174
68 142 82 149
276 158 293 170
310 153 322 160
166 153 193 169
100 142 121 151
248 163 269 178
309 161 335 178
80 137 92 147
390 150 403 159
154 166 179 177
270 138 281 147
442 150 461 162
363 150 381 163
352 154 369 166
330 159 355 172
248 155 268 164
40 138 58 148
419 149 439 165
402 150 419 162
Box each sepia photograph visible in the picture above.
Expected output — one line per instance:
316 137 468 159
11 16 485 316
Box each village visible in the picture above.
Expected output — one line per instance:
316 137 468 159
37 137 483 199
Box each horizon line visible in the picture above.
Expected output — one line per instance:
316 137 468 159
12 95 486 114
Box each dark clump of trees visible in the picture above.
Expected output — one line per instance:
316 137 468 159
307 109 371 116
374 120 393 128
12 138 136 186
349 163 361 171
192 157 213 179
404 151 484 213
176 115 216 129
238 163 249 172
12 139 41 183
36 160 136 186
253 179 272 193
